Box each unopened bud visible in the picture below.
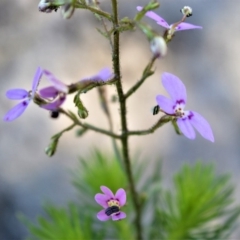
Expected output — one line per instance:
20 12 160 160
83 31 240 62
45 138 58 157
62 3 74 19
180 6 193 17
38 0 59 13
150 36 167 58
78 108 88 119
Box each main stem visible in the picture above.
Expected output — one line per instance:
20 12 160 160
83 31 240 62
111 1 142 239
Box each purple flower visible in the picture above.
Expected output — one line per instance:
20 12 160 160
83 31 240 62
156 73 214 142
3 67 42 122
136 6 202 32
95 186 127 221
39 70 68 110
80 67 114 83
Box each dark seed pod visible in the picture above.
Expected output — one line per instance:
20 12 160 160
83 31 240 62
153 105 160 115
50 110 59 119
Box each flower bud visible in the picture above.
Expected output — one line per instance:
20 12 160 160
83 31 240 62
62 3 74 19
38 0 51 12
180 6 193 17
150 36 167 58
78 108 89 119
45 138 58 157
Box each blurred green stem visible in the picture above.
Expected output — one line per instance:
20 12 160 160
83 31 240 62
111 0 142 239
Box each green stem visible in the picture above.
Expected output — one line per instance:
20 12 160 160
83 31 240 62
125 56 157 99
59 109 121 139
128 116 172 136
74 2 112 21
111 0 142 239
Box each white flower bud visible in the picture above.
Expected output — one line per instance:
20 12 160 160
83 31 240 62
180 6 193 17
38 0 51 12
150 36 167 58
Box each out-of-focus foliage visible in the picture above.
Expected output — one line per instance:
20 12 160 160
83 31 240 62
146 162 240 239
20 152 240 240
72 150 127 197
18 204 104 240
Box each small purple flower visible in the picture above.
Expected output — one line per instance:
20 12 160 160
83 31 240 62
39 70 68 110
95 186 127 221
136 6 202 32
156 73 214 142
80 67 114 83
3 67 42 122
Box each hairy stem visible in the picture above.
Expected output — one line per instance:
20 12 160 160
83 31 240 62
128 115 172 136
111 0 142 239
125 56 157 99
59 109 121 139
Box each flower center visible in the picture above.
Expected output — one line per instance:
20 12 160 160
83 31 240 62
105 200 120 216
175 107 185 117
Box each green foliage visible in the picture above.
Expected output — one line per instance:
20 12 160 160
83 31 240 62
20 153 240 240
154 162 240 240
19 204 103 240
72 150 127 196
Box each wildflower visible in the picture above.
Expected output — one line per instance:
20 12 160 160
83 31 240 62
136 6 202 33
39 70 68 110
156 73 214 142
95 186 126 221
3 67 42 122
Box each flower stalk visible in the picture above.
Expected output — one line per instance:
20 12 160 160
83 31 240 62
111 0 142 239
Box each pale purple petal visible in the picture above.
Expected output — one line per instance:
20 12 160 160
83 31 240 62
156 95 174 114
111 211 126 221
3 100 30 122
97 68 114 82
43 70 68 93
41 95 66 110
6 89 28 100
100 186 114 198
97 209 111 221
177 118 196 139
115 188 126 206
136 6 170 29
174 22 202 32
189 111 214 142
39 86 59 98
161 72 187 104
32 67 43 93
95 193 109 208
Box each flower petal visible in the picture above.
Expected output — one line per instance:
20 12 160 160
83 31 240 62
43 70 68 93
189 111 214 142
39 86 59 98
161 72 187 104
174 22 202 32
94 193 109 208
177 118 196 139
97 209 111 221
156 95 174 114
136 6 169 29
111 211 126 221
100 186 114 198
6 89 28 100
32 67 43 93
115 188 126 206
97 68 114 82
3 100 30 122
41 95 66 110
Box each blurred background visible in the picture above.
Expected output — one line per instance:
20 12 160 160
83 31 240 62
1 0 240 239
